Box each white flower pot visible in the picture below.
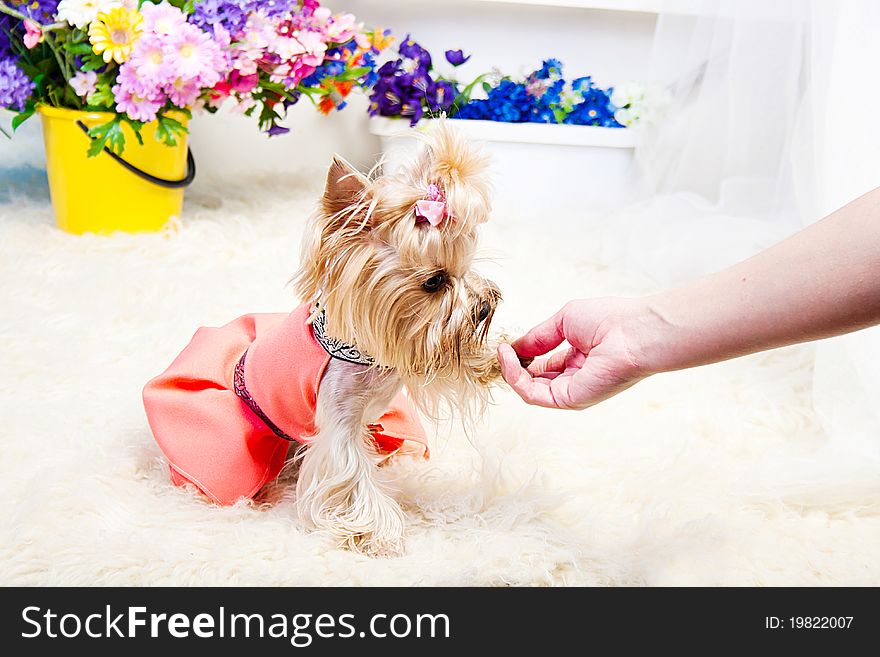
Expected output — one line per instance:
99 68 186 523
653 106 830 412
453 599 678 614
368 116 639 216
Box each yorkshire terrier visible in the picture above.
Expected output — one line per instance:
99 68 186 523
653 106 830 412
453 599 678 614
143 123 502 555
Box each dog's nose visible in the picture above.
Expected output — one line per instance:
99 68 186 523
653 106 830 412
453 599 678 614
478 300 492 322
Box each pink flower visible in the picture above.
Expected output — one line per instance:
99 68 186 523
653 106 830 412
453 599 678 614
296 29 328 65
324 13 359 43
312 7 331 24
140 1 185 36
228 70 258 94
165 76 201 107
69 70 97 98
228 94 256 114
270 58 316 88
113 81 164 122
165 24 223 84
23 20 43 49
271 30 327 67
354 32 371 50
128 35 172 86
115 62 155 100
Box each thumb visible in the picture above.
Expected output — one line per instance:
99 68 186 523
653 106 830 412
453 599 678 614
511 306 566 358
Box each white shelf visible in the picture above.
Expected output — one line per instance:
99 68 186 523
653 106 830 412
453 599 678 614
472 0 665 13
369 117 637 149
364 0 702 16
466 0 703 14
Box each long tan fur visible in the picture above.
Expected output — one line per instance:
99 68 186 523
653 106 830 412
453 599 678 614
293 122 502 554
294 122 502 419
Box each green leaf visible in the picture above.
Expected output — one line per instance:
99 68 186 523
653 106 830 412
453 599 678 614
337 66 370 81
80 53 106 72
257 102 281 131
86 82 114 109
165 0 194 14
552 107 569 123
154 114 188 147
11 107 35 132
63 42 95 55
482 82 492 93
125 118 145 146
86 117 126 158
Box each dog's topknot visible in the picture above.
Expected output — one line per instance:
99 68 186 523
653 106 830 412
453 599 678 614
409 121 493 231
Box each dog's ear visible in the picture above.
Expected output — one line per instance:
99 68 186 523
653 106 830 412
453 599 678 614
322 156 370 218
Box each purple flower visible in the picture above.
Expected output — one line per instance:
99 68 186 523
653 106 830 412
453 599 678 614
0 57 34 112
0 23 10 59
189 0 249 35
398 35 431 69
267 124 290 136
368 37 465 124
20 0 58 21
444 49 470 66
427 79 455 112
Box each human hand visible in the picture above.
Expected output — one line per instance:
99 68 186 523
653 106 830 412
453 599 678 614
497 298 657 410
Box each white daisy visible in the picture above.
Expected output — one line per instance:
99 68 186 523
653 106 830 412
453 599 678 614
56 0 121 31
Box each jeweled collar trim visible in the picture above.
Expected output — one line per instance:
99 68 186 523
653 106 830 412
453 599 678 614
233 351 294 442
311 310 376 366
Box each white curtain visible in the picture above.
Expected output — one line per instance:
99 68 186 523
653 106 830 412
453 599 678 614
602 0 880 454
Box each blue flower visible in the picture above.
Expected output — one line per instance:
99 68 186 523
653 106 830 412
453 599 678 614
444 49 470 66
454 99 489 120
534 58 563 80
458 79 536 123
301 59 346 87
361 51 378 87
571 76 593 92
529 78 564 123
565 87 621 127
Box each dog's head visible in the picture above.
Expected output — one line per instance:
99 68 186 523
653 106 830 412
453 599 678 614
295 123 501 411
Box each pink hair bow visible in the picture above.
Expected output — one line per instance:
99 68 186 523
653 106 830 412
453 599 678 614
414 183 448 227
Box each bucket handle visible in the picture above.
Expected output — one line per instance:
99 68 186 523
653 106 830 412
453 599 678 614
76 120 196 189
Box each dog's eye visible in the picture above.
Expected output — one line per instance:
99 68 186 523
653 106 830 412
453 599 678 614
421 272 446 292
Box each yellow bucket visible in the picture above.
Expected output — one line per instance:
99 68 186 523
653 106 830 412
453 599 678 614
38 106 194 234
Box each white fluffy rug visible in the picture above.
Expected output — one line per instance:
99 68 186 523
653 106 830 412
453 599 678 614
2 172 880 586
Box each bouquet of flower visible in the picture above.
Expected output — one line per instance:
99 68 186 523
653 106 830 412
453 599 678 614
368 35 484 126
0 0 389 154
456 59 631 127
367 40 645 129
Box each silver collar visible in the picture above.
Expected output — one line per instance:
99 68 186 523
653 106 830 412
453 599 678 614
311 310 376 366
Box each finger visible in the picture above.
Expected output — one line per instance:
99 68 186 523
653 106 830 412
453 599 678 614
497 344 567 408
527 349 572 377
510 307 566 358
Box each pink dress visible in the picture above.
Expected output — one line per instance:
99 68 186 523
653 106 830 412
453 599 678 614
142 303 428 505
